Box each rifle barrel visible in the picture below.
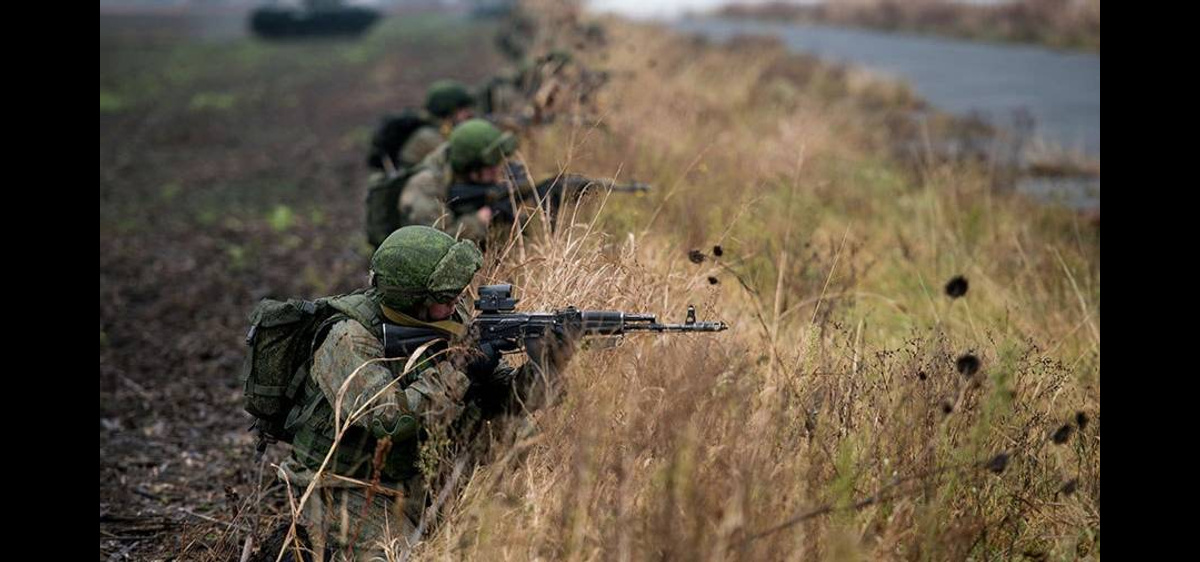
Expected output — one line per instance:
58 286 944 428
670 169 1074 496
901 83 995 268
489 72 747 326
630 321 729 332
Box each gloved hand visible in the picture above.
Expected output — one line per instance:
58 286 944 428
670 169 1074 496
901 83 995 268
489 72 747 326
461 340 521 417
463 341 504 384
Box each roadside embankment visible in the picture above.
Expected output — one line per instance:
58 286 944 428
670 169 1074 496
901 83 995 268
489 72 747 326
410 9 1099 561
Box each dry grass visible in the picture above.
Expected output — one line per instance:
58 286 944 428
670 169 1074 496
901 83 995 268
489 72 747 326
328 6 1100 561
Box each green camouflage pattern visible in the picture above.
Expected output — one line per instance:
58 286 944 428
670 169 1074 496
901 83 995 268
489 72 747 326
240 297 339 441
279 292 569 556
447 118 517 173
398 145 490 242
425 80 474 119
283 308 469 559
370 225 483 310
277 463 423 562
365 165 427 248
288 301 472 479
398 125 445 168
284 305 471 555
427 241 484 297
309 319 470 442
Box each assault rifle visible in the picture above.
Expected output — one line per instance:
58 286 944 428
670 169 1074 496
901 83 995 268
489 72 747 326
382 284 727 360
447 167 651 224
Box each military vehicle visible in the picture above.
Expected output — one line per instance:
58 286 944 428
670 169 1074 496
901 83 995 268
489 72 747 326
249 0 382 39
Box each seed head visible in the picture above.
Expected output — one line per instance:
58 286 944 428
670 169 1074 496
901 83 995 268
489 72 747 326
945 275 969 298
984 452 1009 474
956 354 980 377
1051 424 1073 445
1059 478 1078 496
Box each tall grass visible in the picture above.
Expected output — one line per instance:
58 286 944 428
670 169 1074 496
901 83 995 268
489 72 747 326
375 7 1098 561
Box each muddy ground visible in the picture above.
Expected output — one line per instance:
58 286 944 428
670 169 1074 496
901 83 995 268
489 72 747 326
99 9 505 560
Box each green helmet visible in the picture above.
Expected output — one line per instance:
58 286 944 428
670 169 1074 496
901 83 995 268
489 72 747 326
370 226 483 310
425 80 475 119
448 119 518 173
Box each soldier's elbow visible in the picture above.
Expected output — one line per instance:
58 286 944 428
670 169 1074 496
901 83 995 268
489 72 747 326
368 413 420 442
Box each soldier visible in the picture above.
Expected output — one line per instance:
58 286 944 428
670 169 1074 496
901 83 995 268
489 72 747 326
478 50 607 130
397 119 519 244
275 225 573 560
367 80 476 174
364 83 481 248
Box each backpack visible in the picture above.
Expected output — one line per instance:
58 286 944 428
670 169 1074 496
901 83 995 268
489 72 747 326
364 164 422 247
239 297 344 450
366 109 430 171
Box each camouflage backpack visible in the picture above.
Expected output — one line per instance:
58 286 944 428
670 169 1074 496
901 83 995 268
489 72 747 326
366 109 431 171
239 292 377 450
364 164 424 248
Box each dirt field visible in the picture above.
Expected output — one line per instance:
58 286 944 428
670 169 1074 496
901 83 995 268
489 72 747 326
100 9 505 560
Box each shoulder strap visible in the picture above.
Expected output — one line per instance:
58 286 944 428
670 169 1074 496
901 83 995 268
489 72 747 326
325 292 384 336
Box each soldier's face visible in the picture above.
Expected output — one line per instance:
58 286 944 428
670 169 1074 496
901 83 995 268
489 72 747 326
467 165 501 185
452 107 475 124
419 294 460 322
426 302 455 321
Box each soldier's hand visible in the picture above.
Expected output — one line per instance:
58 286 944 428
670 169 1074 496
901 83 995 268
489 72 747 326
464 341 503 383
476 206 494 225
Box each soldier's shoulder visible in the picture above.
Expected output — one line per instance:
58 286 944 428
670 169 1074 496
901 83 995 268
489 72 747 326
326 316 376 340
409 149 450 184
422 142 451 165
414 125 444 140
316 317 383 360
404 166 439 188
401 125 443 150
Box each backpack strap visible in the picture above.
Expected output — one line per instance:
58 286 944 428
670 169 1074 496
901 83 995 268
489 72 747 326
283 311 350 434
326 291 385 338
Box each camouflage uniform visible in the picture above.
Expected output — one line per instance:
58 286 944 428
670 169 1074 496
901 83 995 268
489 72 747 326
277 290 472 560
396 144 489 243
373 81 473 171
396 124 446 170
397 120 517 244
278 227 562 560
397 76 475 169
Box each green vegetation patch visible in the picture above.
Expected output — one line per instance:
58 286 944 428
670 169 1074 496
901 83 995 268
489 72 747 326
267 204 296 232
100 90 125 113
189 91 238 112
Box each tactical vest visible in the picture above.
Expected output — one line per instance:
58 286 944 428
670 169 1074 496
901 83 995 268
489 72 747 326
288 290 427 482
